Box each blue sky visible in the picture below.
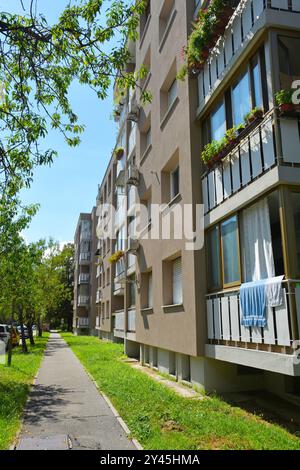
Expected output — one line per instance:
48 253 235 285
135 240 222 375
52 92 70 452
1 0 118 244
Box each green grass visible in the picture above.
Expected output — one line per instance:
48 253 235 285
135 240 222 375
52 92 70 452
0 334 49 450
62 333 300 450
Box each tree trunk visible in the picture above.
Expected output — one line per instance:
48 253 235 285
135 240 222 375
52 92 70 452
18 307 28 353
27 322 35 346
7 337 12 366
37 315 43 337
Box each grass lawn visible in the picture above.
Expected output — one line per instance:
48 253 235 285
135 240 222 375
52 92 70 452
0 334 49 450
62 333 300 450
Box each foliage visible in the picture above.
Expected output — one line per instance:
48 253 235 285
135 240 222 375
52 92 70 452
275 89 294 106
62 334 300 450
0 236 74 336
244 107 264 123
0 0 147 203
178 0 237 79
201 108 264 166
109 250 124 264
114 147 125 160
0 334 49 449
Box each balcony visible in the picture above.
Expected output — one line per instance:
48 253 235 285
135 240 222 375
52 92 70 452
77 296 90 307
116 158 126 187
79 252 91 264
77 317 89 328
128 309 136 333
96 289 102 304
202 109 300 220
126 164 139 187
206 280 300 375
78 273 90 284
128 123 137 157
198 0 300 113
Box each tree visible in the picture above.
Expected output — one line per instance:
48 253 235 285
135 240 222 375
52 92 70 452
0 0 147 200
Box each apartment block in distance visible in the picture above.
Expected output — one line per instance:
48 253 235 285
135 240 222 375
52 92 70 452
73 0 300 396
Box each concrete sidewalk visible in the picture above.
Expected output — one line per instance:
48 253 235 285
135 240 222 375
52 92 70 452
16 332 136 450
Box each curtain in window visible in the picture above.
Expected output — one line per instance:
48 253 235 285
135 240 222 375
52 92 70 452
241 198 275 282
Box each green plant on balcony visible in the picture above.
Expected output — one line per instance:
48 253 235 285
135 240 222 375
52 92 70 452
201 124 241 167
275 89 299 113
244 107 264 125
178 0 237 80
114 147 124 161
109 250 124 264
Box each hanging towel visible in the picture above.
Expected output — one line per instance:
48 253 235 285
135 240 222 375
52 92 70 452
240 280 268 328
265 276 284 308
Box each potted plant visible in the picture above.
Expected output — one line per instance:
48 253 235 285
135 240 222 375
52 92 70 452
109 250 124 264
114 147 124 161
275 89 298 113
244 107 264 126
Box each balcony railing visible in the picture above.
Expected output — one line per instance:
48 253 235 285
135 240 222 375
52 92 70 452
128 309 136 333
206 280 300 352
77 295 90 307
79 252 91 263
96 290 102 304
202 109 300 215
198 0 300 111
77 317 89 328
114 311 125 331
79 273 90 284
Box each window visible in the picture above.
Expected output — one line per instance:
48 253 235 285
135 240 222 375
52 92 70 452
291 192 300 273
107 268 110 286
146 127 151 149
251 56 263 109
106 301 109 319
207 226 221 289
141 46 151 90
232 72 251 126
159 0 175 46
221 216 240 286
211 101 226 141
167 79 178 109
203 49 267 146
148 271 153 308
206 192 285 290
170 167 180 200
172 257 183 304
140 0 151 39
278 36 300 89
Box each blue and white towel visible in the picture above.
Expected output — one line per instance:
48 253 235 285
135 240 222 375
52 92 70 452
240 276 284 328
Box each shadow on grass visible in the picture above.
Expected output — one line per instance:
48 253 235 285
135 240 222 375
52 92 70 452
220 390 300 436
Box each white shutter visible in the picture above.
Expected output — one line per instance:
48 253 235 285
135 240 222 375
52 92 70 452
172 258 182 305
148 272 153 308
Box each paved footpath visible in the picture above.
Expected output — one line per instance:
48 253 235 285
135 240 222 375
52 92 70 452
17 332 135 450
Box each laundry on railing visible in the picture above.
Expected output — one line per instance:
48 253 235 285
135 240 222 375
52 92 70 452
240 276 284 328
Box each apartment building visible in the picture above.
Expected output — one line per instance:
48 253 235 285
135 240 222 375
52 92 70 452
73 0 300 396
73 211 97 335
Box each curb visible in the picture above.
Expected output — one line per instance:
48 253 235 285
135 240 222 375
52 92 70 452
84 368 143 450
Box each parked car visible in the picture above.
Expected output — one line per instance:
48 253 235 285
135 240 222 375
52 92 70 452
17 325 29 339
0 324 10 349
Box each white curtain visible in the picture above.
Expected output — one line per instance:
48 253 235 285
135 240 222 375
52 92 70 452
241 198 275 282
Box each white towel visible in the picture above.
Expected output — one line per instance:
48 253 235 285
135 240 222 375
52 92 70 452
265 276 284 308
